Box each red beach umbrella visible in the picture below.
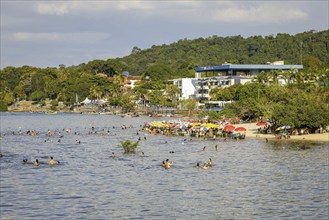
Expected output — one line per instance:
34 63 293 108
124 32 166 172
223 125 235 132
235 127 247 132
256 121 267 126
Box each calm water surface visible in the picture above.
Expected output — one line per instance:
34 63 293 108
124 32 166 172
0 113 328 219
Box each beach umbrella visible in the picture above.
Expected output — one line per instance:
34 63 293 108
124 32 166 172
256 121 267 126
191 126 201 131
235 127 247 132
180 125 187 129
276 125 291 131
223 125 235 132
202 123 219 129
281 125 291 130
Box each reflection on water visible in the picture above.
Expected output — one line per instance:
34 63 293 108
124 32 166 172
1 113 328 219
267 139 323 151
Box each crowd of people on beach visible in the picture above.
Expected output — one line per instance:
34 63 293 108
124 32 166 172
142 119 247 141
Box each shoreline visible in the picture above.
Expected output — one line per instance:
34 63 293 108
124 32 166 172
241 123 329 143
3 111 328 143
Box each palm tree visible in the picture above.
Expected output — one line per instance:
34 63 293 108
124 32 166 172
252 71 270 84
268 70 279 85
165 84 180 106
281 69 295 84
180 98 198 117
89 85 103 100
317 67 329 85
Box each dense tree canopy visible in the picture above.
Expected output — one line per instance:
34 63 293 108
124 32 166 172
215 83 329 132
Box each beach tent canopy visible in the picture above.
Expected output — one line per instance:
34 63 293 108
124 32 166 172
94 99 107 105
256 121 268 126
81 97 92 105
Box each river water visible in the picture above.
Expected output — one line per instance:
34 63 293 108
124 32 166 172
0 112 328 219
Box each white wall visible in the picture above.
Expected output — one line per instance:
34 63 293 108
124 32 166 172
181 78 196 100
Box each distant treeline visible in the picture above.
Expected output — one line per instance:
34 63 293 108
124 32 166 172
119 29 329 76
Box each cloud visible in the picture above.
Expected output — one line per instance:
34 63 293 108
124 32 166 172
31 1 309 26
36 2 69 15
12 32 110 43
210 3 308 24
34 1 156 16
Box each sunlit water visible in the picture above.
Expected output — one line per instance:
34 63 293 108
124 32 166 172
0 112 328 219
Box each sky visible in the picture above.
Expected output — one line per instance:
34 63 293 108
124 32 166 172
1 0 328 69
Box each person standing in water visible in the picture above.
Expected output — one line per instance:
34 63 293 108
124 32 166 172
164 159 173 169
207 158 212 167
49 157 57 166
33 159 40 166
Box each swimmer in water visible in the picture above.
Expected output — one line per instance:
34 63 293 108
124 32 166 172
202 164 210 170
33 159 40 166
111 152 115 158
196 162 201 168
49 157 57 166
206 158 212 167
202 146 206 151
164 159 173 169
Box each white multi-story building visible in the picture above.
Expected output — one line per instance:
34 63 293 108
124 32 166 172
172 62 303 107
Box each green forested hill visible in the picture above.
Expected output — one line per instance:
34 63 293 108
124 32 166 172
117 29 328 77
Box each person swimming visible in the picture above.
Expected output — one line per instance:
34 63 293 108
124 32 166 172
141 152 145 157
196 162 201 168
45 138 52 142
111 152 115 158
202 163 210 170
207 158 212 167
202 146 207 151
49 157 57 166
164 163 172 169
164 159 173 169
215 144 219 151
33 159 40 166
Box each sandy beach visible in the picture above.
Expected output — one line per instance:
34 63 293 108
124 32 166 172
242 123 329 143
